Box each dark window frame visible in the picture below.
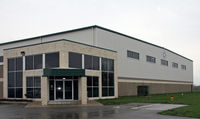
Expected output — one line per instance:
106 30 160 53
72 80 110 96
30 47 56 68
25 54 43 70
69 52 82 69
25 55 33 70
26 76 41 98
0 65 3 78
146 55 156 63
181 65 186 70
127 50 139 60
7 57 23 98
172 62 178 68
87 76 99 98
161 59 168 66
45 52 59 68
0 56 3 62
84 54 99 70
101 58 114 97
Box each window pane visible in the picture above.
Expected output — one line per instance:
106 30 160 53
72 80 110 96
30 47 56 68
69 52 82 68
16 72 22 87
26 77 33 87
102 72 108 86
84 55 92 70
87 77 92 86
102 88 108 97
0 56 3 62
181 65 186 70
34 88 41 98
127 51 132 58
34 77 41 88
16 88 22 98
26 88 33 98
8 58 15 71
16 57 23 71
25 56 33 70
109 73 114 86
172 62 178 68
45 52 59 68
8 88 15 98
93 77 98 86
109 88 114 96
108 59 114 71
8 72 15 87
93 88 99 97
0 65 3 78
87 87 92 97
146 56 156 63
93 56 99 70
101 58 107 71
161 59 168 66
127 51 139 59
34 55 42 69
73 80 78 100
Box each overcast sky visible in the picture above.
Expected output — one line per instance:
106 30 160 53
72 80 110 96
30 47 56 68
0 0 199 85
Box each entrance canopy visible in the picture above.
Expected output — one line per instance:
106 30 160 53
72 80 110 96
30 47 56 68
43 68 85 77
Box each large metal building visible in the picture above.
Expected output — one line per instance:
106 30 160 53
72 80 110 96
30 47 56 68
0 25 193 105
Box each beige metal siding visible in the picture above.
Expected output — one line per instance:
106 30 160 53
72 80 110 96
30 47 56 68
95 28 193 83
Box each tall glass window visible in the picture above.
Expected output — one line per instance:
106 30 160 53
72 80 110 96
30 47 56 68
26 76 41 98
84 55 99 70
101 58 114 97
87 76 99 97
69 52 82 68
45 52 59 68
8 57 23 98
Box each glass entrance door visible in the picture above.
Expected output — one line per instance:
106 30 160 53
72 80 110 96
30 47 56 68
56 81 63 100
50 79 78 101
65 81 73 100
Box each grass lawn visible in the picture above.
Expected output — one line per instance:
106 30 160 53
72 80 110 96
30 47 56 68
97 91 200 118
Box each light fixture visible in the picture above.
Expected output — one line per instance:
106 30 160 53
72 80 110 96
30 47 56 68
21 51 25 56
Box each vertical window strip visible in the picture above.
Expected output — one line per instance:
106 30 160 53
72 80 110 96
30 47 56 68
101 58 114 97
8 57 23 98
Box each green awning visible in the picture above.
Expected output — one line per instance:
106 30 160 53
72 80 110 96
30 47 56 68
43 68 85 77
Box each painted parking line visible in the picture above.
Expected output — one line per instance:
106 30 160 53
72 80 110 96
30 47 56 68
131 104 153 110
144 104 186 111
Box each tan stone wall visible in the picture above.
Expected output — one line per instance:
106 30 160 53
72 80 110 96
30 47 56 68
118 79 192 96
3 40 117 101
41 77 49 105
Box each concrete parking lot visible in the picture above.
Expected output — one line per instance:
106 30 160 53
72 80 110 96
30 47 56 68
0 103 197 119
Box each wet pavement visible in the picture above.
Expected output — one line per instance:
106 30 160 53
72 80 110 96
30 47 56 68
0 103 197 119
